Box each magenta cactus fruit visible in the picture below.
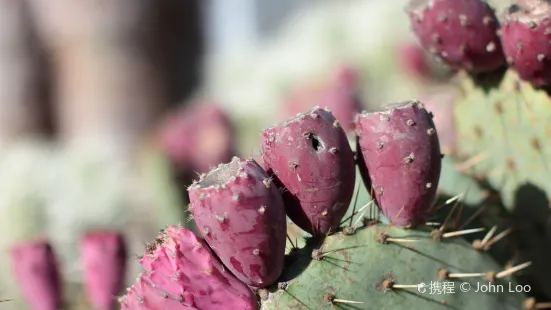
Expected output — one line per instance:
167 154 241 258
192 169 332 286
187 157 286 288
500 0 551 86
158 100 235 174
282 66 362 134
120 274 200 310
407 0 506 73
120 226 257 310
397 41 432 79
81 231 127 310
355 100 442 227
261 106 356 236
10 240 62 310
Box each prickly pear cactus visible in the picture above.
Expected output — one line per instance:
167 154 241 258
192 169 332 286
121 177 531 310
403 0 551 301
453 69 551 211
444 68 551 300
260 223 528 310
121 158 533 310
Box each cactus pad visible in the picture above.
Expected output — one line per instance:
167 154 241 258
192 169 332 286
260 224 527 310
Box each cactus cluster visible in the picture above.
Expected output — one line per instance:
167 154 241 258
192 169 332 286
405 0 551 303
11 0 551 309
114 1 551 308
118 93 536 309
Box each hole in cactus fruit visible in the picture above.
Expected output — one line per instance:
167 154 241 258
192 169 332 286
306 134 324 152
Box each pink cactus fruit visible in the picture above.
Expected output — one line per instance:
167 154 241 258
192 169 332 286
283 66 362 134
397 41 433 79
333 64 360 89
500 0 551 86
120 226 257 310
187 157 287 288
407 0 506 73
158 100 235 174
355 100 442 227
420 87 458 155
81 231 127 310
10 240 63 310
261 106 356 236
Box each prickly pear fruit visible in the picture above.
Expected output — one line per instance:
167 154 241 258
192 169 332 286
397 41 433 79
283 66 362 134
158 100 235 174
188 157 287 288
355 100 441 227
407 0 506 73
261 107 356 236
121 273 200 310
120 225 257 310
81 231 127 310
500 0 551 86
10 240 62 310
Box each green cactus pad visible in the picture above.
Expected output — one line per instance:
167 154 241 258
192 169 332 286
448 68 551 299
261 223 528 310
437 155 489 206
453 70 551 210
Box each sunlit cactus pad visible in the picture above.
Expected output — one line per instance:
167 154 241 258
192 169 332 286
453 69 551 209
259 223 528 310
